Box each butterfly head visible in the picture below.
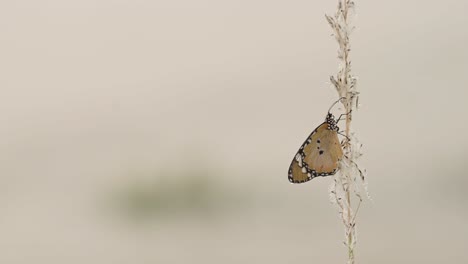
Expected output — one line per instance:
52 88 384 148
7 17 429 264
325 112 339 131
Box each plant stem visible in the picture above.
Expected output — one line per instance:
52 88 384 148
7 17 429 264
326 0 362 263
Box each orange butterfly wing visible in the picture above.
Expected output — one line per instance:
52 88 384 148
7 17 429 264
288 123 343 184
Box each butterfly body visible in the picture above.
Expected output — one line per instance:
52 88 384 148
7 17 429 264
288 113 343 184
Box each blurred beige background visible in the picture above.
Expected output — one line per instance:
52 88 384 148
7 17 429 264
1 0 468 263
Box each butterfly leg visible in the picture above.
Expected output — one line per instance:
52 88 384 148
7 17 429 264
338 131 351 146
336 110 352 123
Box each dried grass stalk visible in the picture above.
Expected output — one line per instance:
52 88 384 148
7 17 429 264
325 1 367 263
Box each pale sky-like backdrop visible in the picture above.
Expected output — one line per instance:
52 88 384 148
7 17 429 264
1 0 468 263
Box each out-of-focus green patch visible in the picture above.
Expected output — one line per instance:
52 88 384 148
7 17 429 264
109 168 249 222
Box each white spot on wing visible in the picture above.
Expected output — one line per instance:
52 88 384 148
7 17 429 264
295 153 303 167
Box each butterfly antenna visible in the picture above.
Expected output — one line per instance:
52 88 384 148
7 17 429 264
328 97 346 113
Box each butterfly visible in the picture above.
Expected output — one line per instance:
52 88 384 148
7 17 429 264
288 101 345 184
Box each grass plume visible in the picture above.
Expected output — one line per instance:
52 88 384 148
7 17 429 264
325 0 366 263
